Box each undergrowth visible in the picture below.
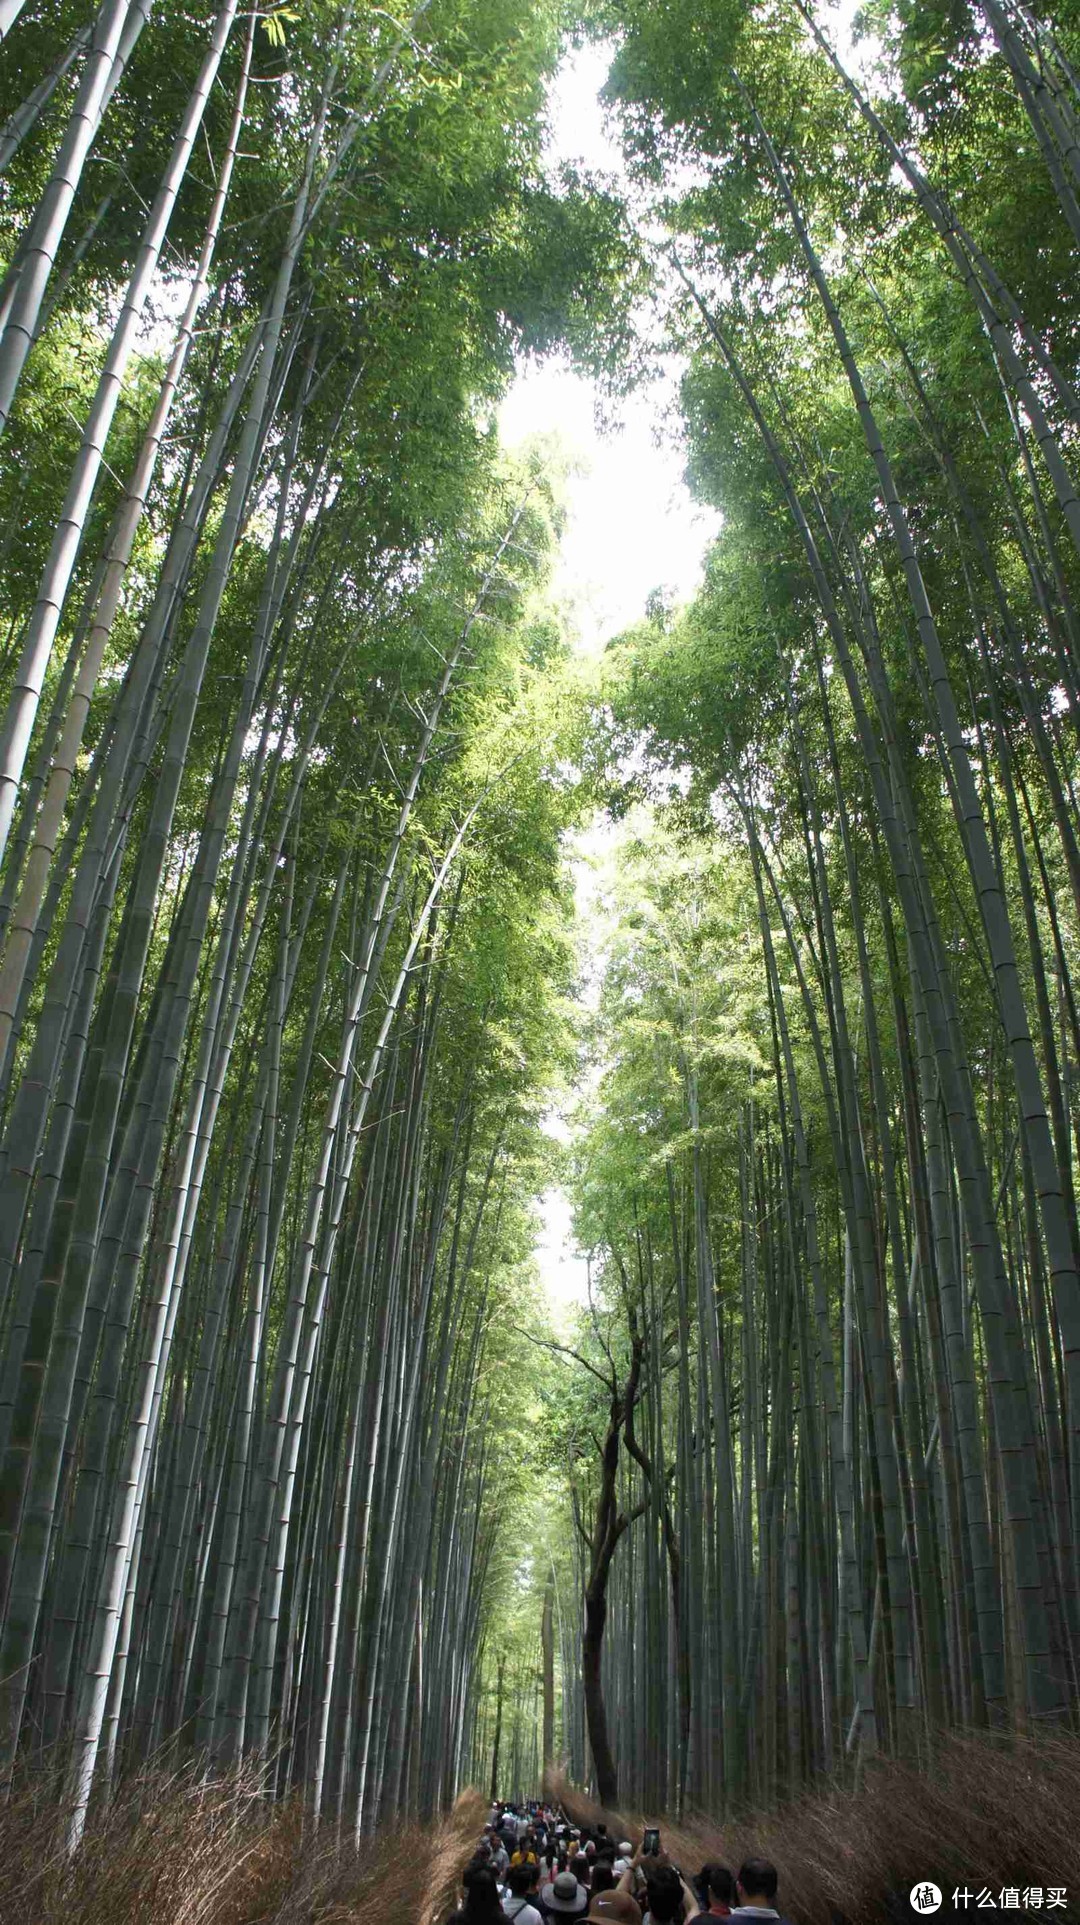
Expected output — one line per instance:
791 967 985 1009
551 1729 1080 1923
6 1730 1080 1923
0 1755 483 1925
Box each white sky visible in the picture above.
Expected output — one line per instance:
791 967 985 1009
500 359 719 655
498 42 721 660
506 21 872 1326
532 1182 587 1330
500 43 721 1326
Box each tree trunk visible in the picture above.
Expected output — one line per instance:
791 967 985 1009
583 1580 618 1807
541 1569 555 1779
490 1655 505 1804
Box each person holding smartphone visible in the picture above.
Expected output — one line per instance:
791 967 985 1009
615 1837 698 1925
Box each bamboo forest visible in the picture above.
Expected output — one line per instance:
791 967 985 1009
4 0 1080 1919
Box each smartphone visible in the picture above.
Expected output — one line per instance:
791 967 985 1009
643 1826 661 1857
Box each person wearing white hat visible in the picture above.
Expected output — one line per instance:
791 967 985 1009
613 1845 635 1876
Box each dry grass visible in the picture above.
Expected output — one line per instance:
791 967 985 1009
549 1729 1080 1922
0 1755 484 1925
9 1730 1080 1922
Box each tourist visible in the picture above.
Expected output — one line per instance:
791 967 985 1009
640 1863 686 1925
504 1861 545 1925
616 1844 698 1925
446 1865 507 1925
540 1865 589 1920
688 1865 735 1920
728 1859 792 1924
587 1896 642 1925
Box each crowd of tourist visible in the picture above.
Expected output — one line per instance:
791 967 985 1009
442 1801 793 1925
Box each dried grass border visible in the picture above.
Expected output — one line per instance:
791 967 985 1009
547 1728 1080 1923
